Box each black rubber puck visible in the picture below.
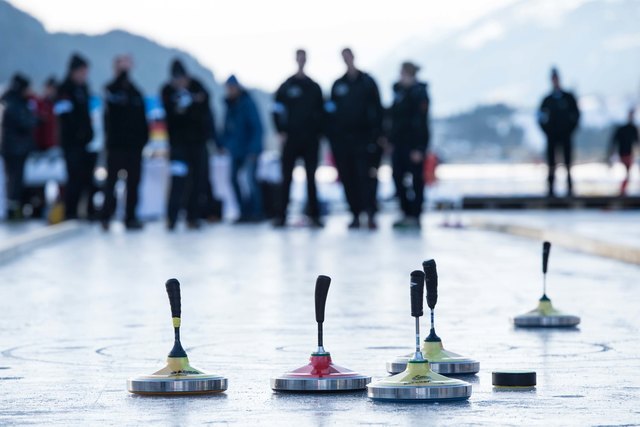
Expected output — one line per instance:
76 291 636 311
492 370 536 387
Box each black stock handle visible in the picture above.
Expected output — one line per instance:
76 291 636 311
410 271 425 318
423 259 438 310
542 241 551 274
315 275 331 324
165 278 181 319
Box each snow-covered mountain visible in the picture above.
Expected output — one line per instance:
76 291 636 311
0 0 276 142
374 0 640 116
1 0 633 162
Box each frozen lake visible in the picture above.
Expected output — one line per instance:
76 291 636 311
0 214 638 425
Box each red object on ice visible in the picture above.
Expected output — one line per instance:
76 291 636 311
283 354 361 379
424 153 440 186
424 152 438 186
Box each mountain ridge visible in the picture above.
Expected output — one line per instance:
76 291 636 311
0 0 219 97
373 0 640 115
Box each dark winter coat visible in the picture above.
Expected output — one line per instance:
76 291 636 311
1 91 37 157
388 81 430 150
55 78 94 149
538 90 580 138
326 71 383 142
161 78 211 147
104 73 149 151
610 123 639 157
273 75 324 139
221 91 263 159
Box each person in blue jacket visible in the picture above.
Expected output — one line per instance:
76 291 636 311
220 75 264 223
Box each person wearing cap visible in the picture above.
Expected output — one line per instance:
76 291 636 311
161 58 213 230
220 74 264 223
537 67 580 197
1 73 37 220
55 53 96 220
272 49 324 228
326 48 383 230
388 61 430 229
608 108 638 196
100 55 149 231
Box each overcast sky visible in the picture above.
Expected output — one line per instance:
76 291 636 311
9 0 518 91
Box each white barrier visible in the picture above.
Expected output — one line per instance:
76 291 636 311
211 154 239 219
137 157 169 220
2 152 278 222
137 154 240 221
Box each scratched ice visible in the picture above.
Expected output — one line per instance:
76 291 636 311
0 213 638 425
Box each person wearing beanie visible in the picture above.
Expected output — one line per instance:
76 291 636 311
388 61 430 230
100 55 149 231
55 52 97 220
69 54 88 72
1 73 37 220
272 49 324 229
161 58 213 230
537 66 580 198
5 73 31 94
220 74 264 223
170 59 187 79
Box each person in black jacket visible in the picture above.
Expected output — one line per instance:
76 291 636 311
389 62 430 229
538 67 580 197
326 48 383 230
272 49 324 228
55 53 96 220
161 59 211 230
1 74 37 220
608 108 638 196
100 55 149 231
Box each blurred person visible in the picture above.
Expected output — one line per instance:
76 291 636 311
1 74 37 220
28 77 59 220
608 108 638 196
161 59 212 230
537 67 580 198
36 78 67 224
272 49 324 228
100 55 149 231
220 75 264 223
388 62 430 229
55 53 96 220
34 77 58 151
326 48 383 230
